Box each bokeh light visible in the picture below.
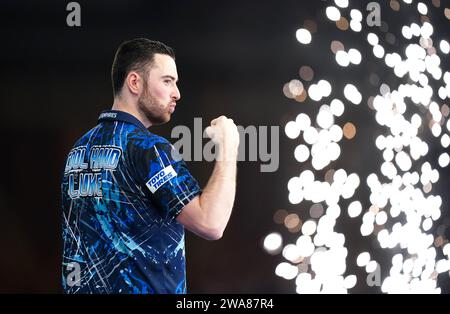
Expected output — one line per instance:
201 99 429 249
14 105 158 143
269 0 450 294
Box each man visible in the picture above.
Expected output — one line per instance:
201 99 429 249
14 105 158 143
61 38 239 294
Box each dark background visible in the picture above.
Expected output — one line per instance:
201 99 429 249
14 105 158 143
0 0 449 293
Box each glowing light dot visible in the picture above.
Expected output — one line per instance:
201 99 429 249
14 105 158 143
331 40 345 54
422 217 433 231
343 84 362 104
376 135 386 150
410 23 421 37
308 84 321 101
296 113 311 130
318 80 332 97
417 2 428 15
288 79 304 96
438 153 450 168
304 127 319 144
328 142 341 161
357 252 371 267
326 6 341 22
403 259 414 274
275 262 298 280
431 123 441 137
420 22 433 38
440 40 450 54
392 254 403 268
384 149 394 162
367 33 379 46
330 99 345 117
384 53 401 68
282 244 301 262
329 125 343 142
377 229 389 248
360 223 374 236
373 45 385 58
395 151 412 171
348 201 362 218
336 19 350 34
296 28 312 44
287 177 301 192
334 0 349 8
380 83 390 96
317 108 334 129
333 168 347 184
366 261 378 273
263 232 283 253
302 220 317 236
348 48 362 64
350 20 362 32
348 173 360 188
375 211 388 225
344 275 357 289
390 0 400 11
444 243 450 256
444 104 450 117
336 50 350 67
343 122 356 139
412 114 422 128
284 213 300 229
294 144 310 163
436 260 450 274
300 170 314 185
285 121 301 139
299 66 314 81
402 26 412 39
288 191 303 205
441 134 450 148
283 83 294 99
350 9 362 22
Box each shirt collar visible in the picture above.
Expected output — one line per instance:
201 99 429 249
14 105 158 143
98 110 148 132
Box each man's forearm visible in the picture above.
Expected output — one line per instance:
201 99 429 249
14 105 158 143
177 116 239 240
198 159 237 235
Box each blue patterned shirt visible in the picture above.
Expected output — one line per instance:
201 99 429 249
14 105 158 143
61 110 201 294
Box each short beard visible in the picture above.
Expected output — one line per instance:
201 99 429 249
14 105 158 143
137 79 170 125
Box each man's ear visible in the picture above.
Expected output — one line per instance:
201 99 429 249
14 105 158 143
125 71 142 96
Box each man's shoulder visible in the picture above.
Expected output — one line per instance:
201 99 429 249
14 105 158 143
126 128 171 151
72 124 102 147
126 130 181 167
70 121 172 152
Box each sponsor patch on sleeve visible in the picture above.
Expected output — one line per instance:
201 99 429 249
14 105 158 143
146 165 178 193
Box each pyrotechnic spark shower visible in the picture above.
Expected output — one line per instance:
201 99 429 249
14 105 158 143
264 0 450 293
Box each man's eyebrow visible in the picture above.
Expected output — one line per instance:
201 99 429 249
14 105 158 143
162 75 179 82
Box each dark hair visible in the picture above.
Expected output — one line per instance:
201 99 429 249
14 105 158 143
111 38 175 97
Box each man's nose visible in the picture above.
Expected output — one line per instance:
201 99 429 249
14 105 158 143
172 85 181 101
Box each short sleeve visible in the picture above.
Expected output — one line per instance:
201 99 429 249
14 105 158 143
141 140 201 220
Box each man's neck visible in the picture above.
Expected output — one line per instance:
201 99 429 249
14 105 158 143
111 100 152 128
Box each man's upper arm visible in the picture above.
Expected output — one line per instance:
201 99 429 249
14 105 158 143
134 137 218 239
137 138 201 220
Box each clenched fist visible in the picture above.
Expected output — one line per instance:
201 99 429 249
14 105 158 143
205 116 240 161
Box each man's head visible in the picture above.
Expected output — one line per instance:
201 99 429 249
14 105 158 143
111 38 180 126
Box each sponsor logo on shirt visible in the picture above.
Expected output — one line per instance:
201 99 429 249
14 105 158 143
99 112 118 119
146 165 177 193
